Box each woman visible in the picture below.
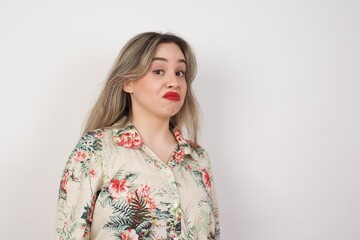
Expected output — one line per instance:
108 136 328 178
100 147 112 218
56 32 220 240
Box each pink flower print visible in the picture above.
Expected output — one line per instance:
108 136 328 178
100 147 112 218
61 170 69 193
140 185 156 211
74 151 87 163
173 150 184 163
147 198 157 211
174 129 183 142
139 184 151 197
89 169 96 178
82 227 89 238
121 229 139 240
86 194 97 223
201 168 211 190
94 132 104 139
114 132 142 148
108 179 130 199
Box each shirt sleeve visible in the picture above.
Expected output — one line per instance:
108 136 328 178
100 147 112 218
206 155 221 240
55 131 104 240
193 146 221 240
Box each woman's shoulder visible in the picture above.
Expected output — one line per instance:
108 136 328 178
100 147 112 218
75 127 114 153
173 127 209 161
79 124 140 150
182 139 210 164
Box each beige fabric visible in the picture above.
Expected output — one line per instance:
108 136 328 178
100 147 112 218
56 123 220 240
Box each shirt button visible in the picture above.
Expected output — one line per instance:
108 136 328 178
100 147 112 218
173 203 178 208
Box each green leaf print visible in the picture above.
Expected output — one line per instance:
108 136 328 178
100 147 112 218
81 204 91 221
129 190 152 226
104 190 153 239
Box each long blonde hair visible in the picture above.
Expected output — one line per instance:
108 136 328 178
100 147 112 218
83 32 200 142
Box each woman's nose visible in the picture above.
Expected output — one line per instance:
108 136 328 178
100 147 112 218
165 73 180 88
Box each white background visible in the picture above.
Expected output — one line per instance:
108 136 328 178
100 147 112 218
1 0 360 239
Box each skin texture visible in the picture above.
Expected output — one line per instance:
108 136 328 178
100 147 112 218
124 42 187 121
123 43 188 163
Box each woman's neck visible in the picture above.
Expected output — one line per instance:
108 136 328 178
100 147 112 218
130 114 176 147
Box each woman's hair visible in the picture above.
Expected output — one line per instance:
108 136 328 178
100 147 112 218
82 32 201 142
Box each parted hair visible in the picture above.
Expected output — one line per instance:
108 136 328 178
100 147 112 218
82 32 201 143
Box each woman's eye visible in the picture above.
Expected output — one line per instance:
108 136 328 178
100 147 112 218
176 71 186 77
153 69 165 75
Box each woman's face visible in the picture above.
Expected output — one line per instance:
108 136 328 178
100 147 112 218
125 43 187 121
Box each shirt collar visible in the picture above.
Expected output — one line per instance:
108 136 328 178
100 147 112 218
111 122 193 156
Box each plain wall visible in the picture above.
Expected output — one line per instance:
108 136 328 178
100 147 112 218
1 0 359 239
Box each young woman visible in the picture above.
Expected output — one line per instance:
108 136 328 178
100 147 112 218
56 32 220 240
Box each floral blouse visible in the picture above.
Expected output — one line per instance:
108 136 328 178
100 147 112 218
56 123 220 240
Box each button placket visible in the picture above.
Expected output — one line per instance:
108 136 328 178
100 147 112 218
165 167 180 202
167 169 182 239
141 144 182 237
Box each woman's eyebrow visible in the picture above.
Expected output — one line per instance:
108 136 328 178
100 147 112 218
152 57 186 64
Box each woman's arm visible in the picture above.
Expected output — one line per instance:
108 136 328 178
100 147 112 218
56 131 104 240
207 157 221 240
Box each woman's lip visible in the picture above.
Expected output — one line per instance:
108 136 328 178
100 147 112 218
162 91 181 101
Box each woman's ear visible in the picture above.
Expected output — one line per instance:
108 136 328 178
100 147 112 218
123 81 134 93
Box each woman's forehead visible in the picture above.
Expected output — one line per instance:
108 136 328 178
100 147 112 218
153 43 185 62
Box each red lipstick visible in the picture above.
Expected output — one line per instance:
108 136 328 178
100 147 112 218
162 91 180 101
